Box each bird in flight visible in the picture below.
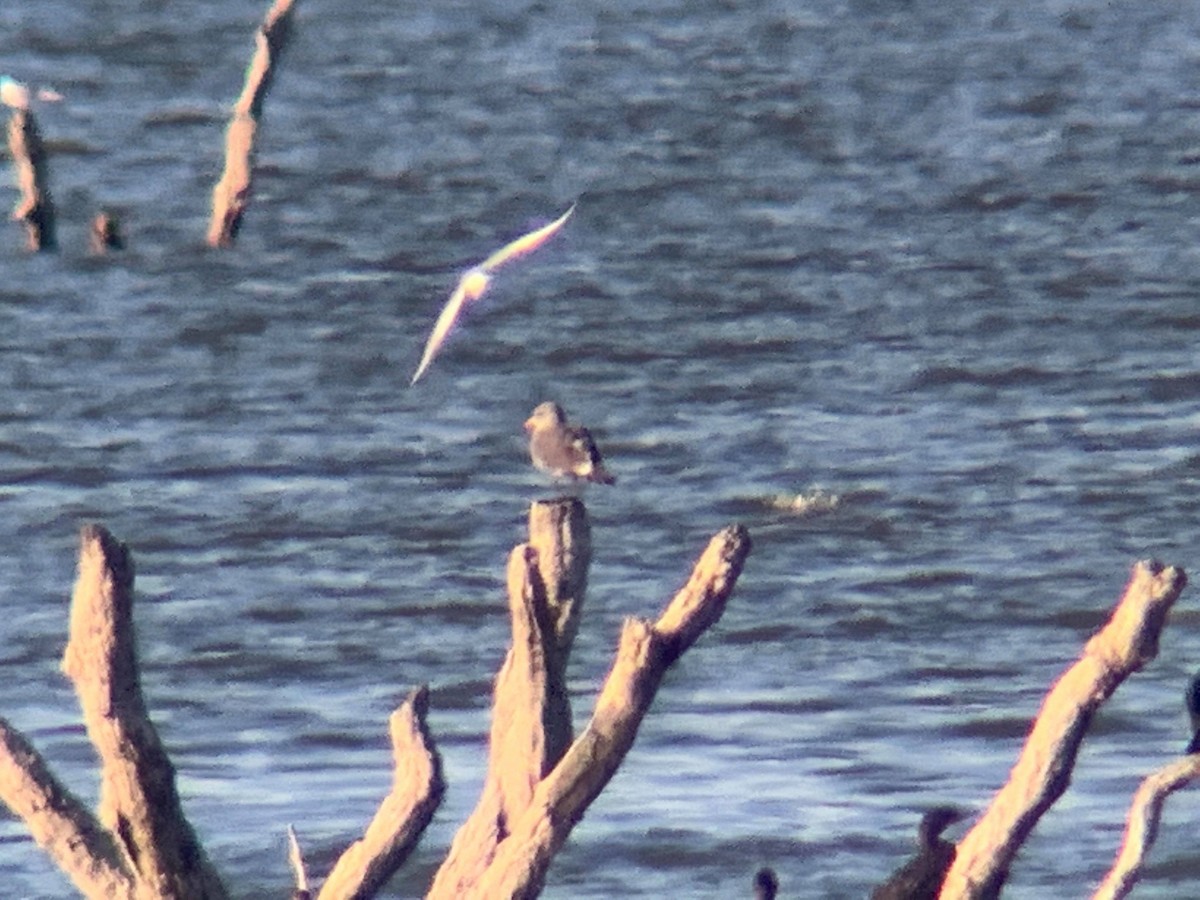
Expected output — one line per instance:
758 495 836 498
410 204 574 385
524 401 615 485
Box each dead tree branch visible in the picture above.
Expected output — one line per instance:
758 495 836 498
6 107 56 251
939 560 1187 900
0 717 134 898
429 512 752 899
61 525 229 899
206 0 297 247
1091 755 1200 900
317 686 444 900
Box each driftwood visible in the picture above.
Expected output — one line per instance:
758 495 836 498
0 505 751 899
6 106 56 251
1092 755 1200 900
938 560 1187 900
206 0 297 247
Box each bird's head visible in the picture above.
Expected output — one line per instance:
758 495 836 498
525 401 566 432
918 806 967 847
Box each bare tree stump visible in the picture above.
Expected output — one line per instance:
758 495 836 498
1092 755 1200 900
206 0 297 247
429 499 592 896
6 107 56 251
429 518 752 899
939 560 1187 900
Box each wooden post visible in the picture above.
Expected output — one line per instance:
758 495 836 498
6 107 55 251
206 0 297 247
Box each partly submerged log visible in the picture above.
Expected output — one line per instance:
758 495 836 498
6 106 56 251
206 0 297 247
939 560 1187 900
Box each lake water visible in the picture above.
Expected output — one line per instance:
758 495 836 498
3 1 1200 897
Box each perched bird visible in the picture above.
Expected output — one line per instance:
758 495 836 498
753 867 779 900
1185 670 1200 754
870 806 966 900
524 401 615 485
0 76 62 110
0 75 30 111
410 204 574 384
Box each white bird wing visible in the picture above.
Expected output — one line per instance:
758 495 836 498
480 204 575 272
410 277 473 385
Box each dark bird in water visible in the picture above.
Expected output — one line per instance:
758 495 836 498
1185 671 1200 754
524 401 616 485
753 867 778 899
870 806 966 900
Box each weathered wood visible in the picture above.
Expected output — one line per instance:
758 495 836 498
462 524 752 900
6 107 56 251
61 524 228 900
0 717 134 899
317 686 444 900
429 499 592 897
89 210 124 254
939 560 1187 900
1091 755 1200 900
206 0 297 247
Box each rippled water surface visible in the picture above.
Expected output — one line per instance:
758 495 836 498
4 1 1200 897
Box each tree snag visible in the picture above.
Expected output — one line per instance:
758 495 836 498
938 560 1187 900
6 106 56 251
428 501 752 899
206 0 297 247
1091 754 1200 900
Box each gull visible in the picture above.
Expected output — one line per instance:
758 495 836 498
524 401 615 485
410 204 574 385
0 76 64 110
0 76 30 111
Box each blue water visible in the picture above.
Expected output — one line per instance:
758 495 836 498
4 0 1200 896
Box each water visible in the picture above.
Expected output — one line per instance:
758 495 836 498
3 0 1200 896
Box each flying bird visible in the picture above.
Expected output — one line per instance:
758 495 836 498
524 401 615 485
870 806 966 900
410 204 574 385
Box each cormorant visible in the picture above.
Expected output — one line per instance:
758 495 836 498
870 806 966 900
1185 670 1200 754
753 866 778 900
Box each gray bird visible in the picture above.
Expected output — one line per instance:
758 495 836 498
524 401 615 485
